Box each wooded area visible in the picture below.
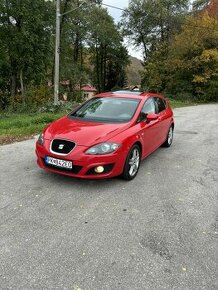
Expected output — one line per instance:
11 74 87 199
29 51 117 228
0 0 217 111
121 0 218 101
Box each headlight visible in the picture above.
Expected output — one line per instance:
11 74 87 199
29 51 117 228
37 133 44 145
85 142 120 155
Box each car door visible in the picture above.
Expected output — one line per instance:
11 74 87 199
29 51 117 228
138 97 161 158
153 97 169 144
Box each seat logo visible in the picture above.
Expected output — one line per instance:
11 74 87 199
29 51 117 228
58 144 64 150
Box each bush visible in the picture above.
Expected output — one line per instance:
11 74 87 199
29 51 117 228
38 101 79 113
0 85 53 113
25 85 53 107
0 84 85 113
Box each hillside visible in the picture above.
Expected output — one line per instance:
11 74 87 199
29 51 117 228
126 56 143 86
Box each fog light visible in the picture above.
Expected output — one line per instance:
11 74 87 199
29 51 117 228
94 166 104 173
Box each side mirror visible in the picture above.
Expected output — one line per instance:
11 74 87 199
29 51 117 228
146 113 158 122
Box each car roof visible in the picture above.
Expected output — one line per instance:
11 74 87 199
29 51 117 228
96 90 165 100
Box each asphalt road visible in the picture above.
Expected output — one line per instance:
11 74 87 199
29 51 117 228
0 104 218 290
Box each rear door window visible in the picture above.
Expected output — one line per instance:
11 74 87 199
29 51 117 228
154 97 166 113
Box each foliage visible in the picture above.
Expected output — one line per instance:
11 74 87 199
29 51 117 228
122 0 218 101
1 85 53 113
54 0 129 94
192 0 210 11
140 10 218 101
1 0 217 110
38 100 78 113
0 0 54 103
87 6 129 92
121 0 189 59
0 0 129 111
192 49 218 99
165 13 218 100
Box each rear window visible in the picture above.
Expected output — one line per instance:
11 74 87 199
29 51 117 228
69 97 141 123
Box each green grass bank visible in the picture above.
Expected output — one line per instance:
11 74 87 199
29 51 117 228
0 99 198 145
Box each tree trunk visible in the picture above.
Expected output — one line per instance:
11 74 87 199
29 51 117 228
80 45 83 67
11 74 16 97
103 45 107 91
96 44 100 92
74 32 80 63
140 32 149 60
20 69 25 105
100 46 104 91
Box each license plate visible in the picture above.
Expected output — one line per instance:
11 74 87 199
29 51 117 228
45 156 73 169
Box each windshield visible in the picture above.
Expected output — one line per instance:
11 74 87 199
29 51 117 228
69 97 140 123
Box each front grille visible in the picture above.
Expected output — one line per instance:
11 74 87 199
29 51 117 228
42 158 82 174
51 139 76 154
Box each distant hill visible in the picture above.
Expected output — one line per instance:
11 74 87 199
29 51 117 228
126 56 143 86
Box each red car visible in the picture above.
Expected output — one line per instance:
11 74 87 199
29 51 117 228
36 91 174 180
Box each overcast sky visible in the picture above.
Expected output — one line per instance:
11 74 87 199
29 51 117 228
102 0 143 59
102 0 128 22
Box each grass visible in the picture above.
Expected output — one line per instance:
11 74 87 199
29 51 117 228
0 112 66 144
0 98 198 145
167 98 197 108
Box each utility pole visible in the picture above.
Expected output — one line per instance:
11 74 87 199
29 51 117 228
53 0 88 105
54 0 61 105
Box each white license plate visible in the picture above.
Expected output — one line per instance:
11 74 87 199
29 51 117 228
45 156 73 169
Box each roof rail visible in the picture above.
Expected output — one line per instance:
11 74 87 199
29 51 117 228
112 90 143 95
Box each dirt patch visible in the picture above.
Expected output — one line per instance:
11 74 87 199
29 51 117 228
0 134 35 145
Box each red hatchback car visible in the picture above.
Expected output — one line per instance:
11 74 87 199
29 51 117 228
36 91 174 180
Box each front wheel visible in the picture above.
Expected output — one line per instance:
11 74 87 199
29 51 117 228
122 144 141 180
162 125 174 147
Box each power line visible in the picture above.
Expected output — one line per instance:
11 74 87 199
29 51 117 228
101 1 218 32
101 2 129 12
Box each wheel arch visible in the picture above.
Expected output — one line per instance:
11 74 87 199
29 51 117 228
134 141 142 157
121 141 142 180
171 122 174 130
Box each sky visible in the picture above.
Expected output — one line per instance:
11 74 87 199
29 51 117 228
102 0 128 23
102 0 144 60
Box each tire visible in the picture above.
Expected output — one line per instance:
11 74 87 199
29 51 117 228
122 144 141 180
162 125 174 147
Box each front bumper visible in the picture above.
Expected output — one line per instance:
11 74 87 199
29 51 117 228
35 140 126 179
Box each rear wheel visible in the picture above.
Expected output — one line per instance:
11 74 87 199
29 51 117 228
162 125 174 147
122 144 141 180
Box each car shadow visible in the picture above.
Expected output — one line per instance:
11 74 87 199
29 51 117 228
36 167 124 189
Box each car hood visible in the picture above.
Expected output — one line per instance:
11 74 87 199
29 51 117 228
45 116 130 146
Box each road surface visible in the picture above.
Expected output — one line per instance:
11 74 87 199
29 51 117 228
0 104 218 290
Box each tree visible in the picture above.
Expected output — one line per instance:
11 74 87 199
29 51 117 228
0 0 54 104
87 6 129 92
192 0 210 11
0 0 130 109
55 0 128 94
143 12 218 100
121 0 189 60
